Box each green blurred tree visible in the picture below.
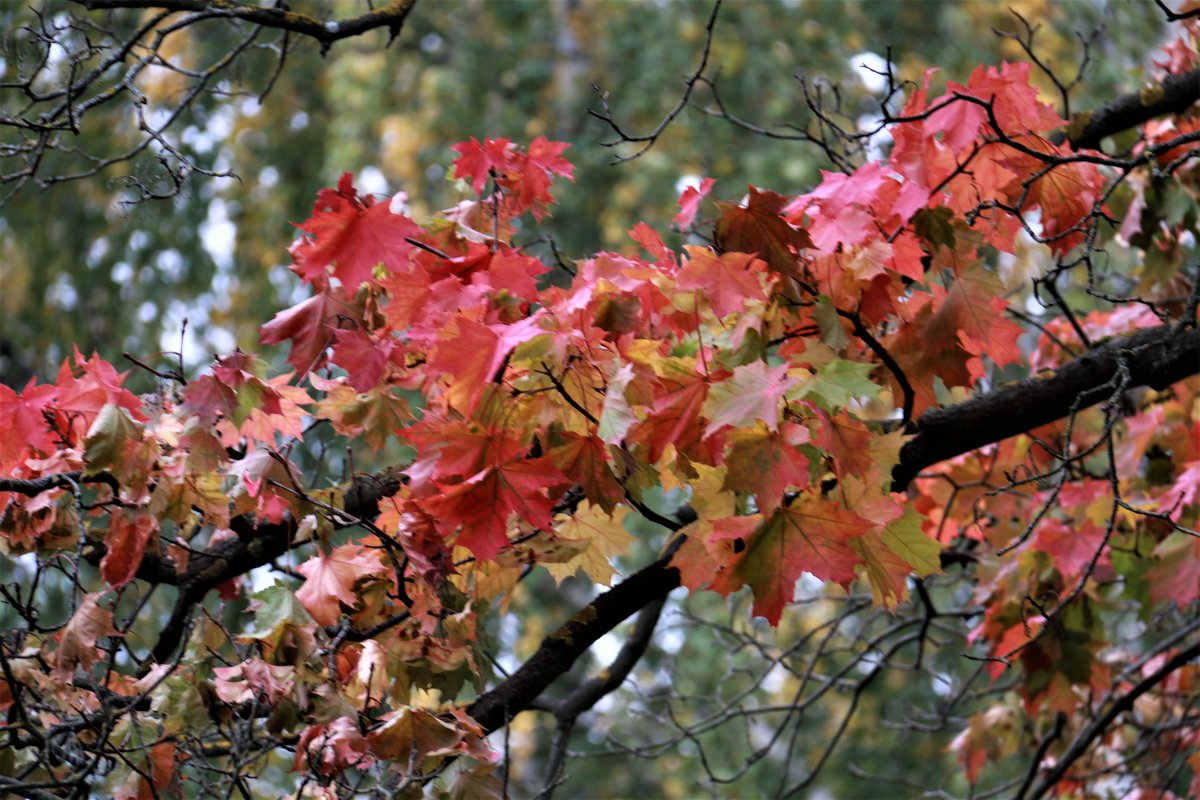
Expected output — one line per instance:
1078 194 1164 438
0 0 1161 388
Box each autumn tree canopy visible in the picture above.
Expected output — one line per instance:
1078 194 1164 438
0 2 1198 798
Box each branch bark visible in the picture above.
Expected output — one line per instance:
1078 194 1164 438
467 548 682 735
147 471 402 663
75 0 418 53
536 596 667 798
892 323 1200 490
1054 67 1200 151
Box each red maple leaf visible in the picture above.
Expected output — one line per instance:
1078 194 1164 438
784 163 892 251
53 593 120 680
812 410 876 482
451 137 514 194
628 369 711 464
962 61 1064 135
526 136 574 181
926 92 988 153
671 515 756 593
714 186 812 277
1032 519 1110 581
429 315 544 414
291 173 420 290
548 433 625 514
183 351 283 427
53 350 144 441
628 222 671 265
102 510 158 590
1147 534 1200 608
402 416 525 487
474 246 548 299
423 458 567 561
1000 138 1103 255
924 62 1063 154
296 716 370 776
0 379 58 468
375 497 457 590
378 265 434 331
720 422 813 514
676 247 768 319
509 136 574 219
259 291 345 376
887 264 1022 414
331 328 401 393
887 230 927 281
295 545 385 626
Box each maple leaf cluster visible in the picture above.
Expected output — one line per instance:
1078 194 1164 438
0 41 1198 797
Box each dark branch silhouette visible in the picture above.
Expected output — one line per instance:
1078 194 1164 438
892 323 1200 489
0 1 417 208
76 0 418 53
1055 66 1200 150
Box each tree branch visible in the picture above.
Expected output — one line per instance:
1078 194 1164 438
892 324 1200 490
75 0 418 53
1054 67 1200 151
147 470 402 663
467 546 682 735
456 323 1200 735
0 470 118 496
1024 638 1200 799
1154 0 1200 23
537 595 667 798
588 0 722 163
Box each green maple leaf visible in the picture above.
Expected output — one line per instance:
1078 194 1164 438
83 403 144 477
240 582 316 652
791 359 881 409
702 361 796 437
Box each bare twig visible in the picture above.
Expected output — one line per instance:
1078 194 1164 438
588 0 722 163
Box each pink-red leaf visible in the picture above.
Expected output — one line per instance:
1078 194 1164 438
259 292 341 376
423 458 566 562
451 137 514 195
673 177 716 229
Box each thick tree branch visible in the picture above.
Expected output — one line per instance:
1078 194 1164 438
1155 0 1200 21
75 0 418 53
147 470 402 663
0 471 118 496
537 596 667 798
467 547 682 735
1054 67 1200 151
892 323 1200 490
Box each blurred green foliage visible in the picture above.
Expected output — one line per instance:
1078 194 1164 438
0 0 1161 390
